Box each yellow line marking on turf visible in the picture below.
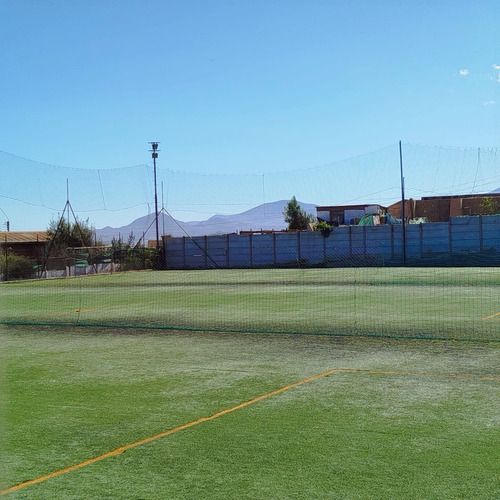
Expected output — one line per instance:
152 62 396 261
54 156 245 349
482 311 500 320
2 367 498 496
0 368 338 496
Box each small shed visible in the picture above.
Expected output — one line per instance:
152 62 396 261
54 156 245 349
316 204 386 226
0 231 49 260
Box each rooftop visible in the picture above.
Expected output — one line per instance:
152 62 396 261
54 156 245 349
0 231 49 243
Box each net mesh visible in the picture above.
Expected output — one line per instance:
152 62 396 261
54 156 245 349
1 143 499 231
0 143 499 341
1 267 499 342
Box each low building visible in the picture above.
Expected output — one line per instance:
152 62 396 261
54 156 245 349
316 204 387 226
387 193 500 222
0 231 49 261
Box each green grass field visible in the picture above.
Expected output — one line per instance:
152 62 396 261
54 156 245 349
1 268 499 498
1 325 499 499
1 267 499 340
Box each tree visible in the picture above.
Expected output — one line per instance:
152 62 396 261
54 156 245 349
479 196 500 215
283 196 315 231
46 216 96 256
110 231 136 251
110 231 158 270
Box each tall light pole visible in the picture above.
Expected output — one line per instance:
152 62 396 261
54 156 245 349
399 140 406 266
149 142 160 251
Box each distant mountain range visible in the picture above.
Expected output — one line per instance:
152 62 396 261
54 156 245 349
97 188 500 243
96 200 318 243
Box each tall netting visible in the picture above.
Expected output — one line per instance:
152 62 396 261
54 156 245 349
1 144 499 233
0 143 499 341
1 268 499 341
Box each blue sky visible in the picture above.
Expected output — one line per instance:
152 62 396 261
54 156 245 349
1 0 499 230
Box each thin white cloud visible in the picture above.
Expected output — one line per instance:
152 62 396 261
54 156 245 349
483 100 497 106
492 64 500 83
459 69 469 76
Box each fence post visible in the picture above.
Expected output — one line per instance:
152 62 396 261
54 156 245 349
449 219 453 255
249 233 253 268
419 223 423 260
363 225 367 258
182 237 186 269
204 236 208 268
349 226 353 258
479 215 483 253
390 224 394 261
297 231 301 264
273 233 277 266
323 231 326 264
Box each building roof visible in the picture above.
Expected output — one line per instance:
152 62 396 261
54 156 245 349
420 193 500 201
0 231 49 243
316 204 386 211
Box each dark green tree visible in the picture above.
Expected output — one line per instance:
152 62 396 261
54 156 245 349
283 196 315 231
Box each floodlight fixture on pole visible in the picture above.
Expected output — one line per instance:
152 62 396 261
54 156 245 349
149 142 161 251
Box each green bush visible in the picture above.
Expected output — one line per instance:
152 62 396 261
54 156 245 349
0 253 37 281
479 197 500 215
314 220 333 237
113 247 160 271
315 220 332 232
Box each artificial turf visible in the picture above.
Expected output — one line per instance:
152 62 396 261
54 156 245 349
1 325 499 499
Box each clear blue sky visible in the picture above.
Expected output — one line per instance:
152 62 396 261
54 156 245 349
1 0 499 230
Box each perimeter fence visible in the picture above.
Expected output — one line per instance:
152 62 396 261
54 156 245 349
163 215 500 269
